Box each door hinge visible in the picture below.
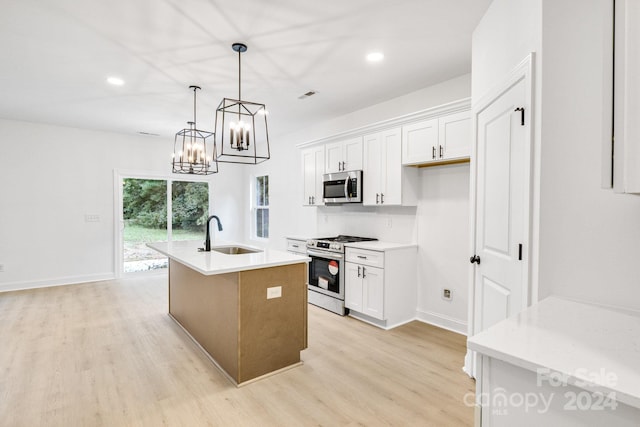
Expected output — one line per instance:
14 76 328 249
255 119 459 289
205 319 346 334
514 107 525 126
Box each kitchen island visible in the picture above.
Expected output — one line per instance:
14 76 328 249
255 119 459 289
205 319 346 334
148 240 310 386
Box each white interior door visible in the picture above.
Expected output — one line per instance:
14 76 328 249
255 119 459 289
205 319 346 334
472 70 531 335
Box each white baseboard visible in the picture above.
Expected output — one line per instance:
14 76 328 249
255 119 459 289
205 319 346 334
415 309 467 336
0 272 116 293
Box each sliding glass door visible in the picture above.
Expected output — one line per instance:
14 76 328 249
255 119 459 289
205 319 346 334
119 176 209 274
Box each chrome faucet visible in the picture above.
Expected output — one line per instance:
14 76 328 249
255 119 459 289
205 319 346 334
204 215 223 251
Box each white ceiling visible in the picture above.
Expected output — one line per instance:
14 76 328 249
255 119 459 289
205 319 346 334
0 0 491 139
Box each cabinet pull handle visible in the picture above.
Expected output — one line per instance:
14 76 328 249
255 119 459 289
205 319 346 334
312 196 315 204
308 196 311 204
432 146 436 159
362 267 366 278
342 161 345 171
357 255 367 259
357 266 361 277
381 193 384 204
376 193 379 204
439 145 443 158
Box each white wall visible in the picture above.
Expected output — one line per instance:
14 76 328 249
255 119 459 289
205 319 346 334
472 0 640 312
537 0 640 310
416 164 470 332
0 119 245 291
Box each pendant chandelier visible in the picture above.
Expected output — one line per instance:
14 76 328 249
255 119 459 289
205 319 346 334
214 43 270 165
172 85 218 175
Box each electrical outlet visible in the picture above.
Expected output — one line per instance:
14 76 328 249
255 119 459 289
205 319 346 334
324 215 329 224
84 214 100 222
442 288 452 301
386 217 393 228
267 286 282 299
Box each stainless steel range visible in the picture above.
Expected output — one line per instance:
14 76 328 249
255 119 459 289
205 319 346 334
306 235 377 315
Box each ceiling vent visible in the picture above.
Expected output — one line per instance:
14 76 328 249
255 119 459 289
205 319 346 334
298 90 317 100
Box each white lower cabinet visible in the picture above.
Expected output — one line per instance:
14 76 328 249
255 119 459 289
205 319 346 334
286 238 307 255
344 245 416 329
345 262 384 319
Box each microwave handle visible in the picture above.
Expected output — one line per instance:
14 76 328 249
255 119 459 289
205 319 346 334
344 177 351 202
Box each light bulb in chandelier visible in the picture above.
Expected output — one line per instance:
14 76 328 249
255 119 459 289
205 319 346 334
229 120 251 151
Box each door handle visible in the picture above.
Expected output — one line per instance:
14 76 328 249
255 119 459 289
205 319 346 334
357 266 361 277
432 146 436 159
362 267 366 278
380 193 384 204
439 145 443 158
357 255 367 259
344 178 351 202
376 193 379 204
312 196 315 204
470 255 481 265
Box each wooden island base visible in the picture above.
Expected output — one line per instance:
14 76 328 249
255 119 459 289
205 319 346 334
168 259 308 386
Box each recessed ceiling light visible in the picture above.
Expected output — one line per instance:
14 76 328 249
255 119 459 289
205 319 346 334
107 76 125 86
366 52 385 62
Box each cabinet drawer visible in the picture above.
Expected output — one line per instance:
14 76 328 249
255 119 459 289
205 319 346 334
287 239 307 254
345 248 384 268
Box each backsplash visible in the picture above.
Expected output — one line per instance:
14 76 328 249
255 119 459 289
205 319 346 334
316 205 417 242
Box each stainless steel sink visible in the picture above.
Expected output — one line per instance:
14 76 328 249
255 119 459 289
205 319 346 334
211 246 262 255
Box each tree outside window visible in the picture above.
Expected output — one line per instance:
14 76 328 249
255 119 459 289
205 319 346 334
254 175 269 239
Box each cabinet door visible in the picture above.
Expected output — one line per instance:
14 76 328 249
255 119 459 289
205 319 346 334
362 266 384 320
402 119 438 165
313 147 325 205
302 148 316 206
325 141 343 173
345 262 363 312
343 137 363 171
302 147 324 206
363 132 382 206
439 111 471 160
380 127 402 205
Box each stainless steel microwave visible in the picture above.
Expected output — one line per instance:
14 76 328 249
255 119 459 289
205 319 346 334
323 170 363 204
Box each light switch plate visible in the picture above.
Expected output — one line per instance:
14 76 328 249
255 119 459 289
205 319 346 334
267 286 282 299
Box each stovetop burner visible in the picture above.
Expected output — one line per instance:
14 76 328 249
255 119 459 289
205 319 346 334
307 235 378 253
316 235 378 243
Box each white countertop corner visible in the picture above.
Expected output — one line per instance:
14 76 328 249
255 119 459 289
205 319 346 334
467 295 640 409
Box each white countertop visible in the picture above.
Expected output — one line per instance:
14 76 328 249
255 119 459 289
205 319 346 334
147 240 310 276
344 241 417 251
467 296 640 409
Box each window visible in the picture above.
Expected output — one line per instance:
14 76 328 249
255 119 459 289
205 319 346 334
253 175 269 239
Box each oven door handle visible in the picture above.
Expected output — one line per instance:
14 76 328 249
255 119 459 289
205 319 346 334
307 249 344 260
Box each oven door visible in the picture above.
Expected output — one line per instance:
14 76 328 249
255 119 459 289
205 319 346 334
307 249 345 299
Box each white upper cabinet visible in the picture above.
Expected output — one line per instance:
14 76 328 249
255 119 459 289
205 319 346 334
438 110 471 161
325 137 363 173
363 127 416 206
302 146 325 206
402 110 471 166
402 118 438 165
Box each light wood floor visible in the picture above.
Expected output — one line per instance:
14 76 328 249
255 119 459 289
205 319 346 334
0 275 475 426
